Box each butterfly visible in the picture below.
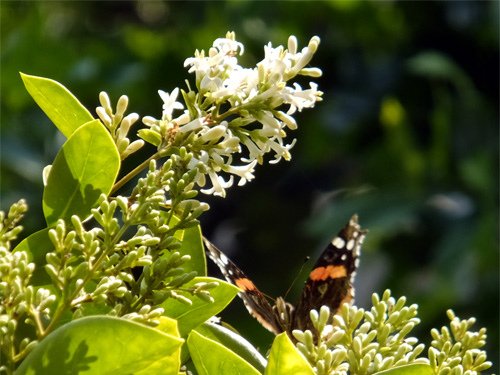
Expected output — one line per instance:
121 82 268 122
203 214 367 335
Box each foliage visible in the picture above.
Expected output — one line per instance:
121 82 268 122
1 32 321 373
0 31 494 374
1 5 497 361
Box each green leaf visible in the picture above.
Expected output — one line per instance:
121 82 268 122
16 316 183 375
20 73 94 138
156 316 181 338
168 214 206 276
138 128 162 147
161 277 239 337
187 330 261 375
374 364 434 375
265 333 314 375
177 224 206 276
195 322 267 373
13 228 53 285
42 119 120 226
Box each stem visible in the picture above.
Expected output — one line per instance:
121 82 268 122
42 297 67 337
31 308 46 337
111 151 162 195
214 106 240 123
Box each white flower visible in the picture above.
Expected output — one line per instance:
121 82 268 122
223 160 258 186
184 32 244 92
184 50 210 83
200 75 224 94
158 88 184 122
201 170 233 197
284 82 323 114
268 137 296 164
210 67 257 104
260 43 289 81
213 33 244 56
217 131 241 153
241 136 266 164
275 110 297 130
255 111 282 137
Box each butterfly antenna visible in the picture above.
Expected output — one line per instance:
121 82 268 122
283 255 310 299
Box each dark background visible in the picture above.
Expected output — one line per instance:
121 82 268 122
1 1 498 369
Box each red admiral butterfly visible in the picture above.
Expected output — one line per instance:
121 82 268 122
203 214 367 335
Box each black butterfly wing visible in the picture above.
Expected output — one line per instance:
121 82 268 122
293 214 367 332
203 237 283 334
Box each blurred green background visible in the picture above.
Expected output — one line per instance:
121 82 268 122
1 1 498 368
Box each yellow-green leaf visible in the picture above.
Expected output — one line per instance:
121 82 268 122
374 364 434 375
187 330 260 375
195 322 267 373
265 333 314 375
20 73 94 138
43 120 120 225
16 316 183 375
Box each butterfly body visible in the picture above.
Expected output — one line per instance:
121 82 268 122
204 215 367 336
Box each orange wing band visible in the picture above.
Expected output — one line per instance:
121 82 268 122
235 278 258 291
309 265 347 281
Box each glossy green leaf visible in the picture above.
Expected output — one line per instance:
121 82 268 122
156 316 181 338
13 228 53 285
42 119 120 226
138 128 162 147
265 332 314 375
187 330 260 375
16 316 183 375
168 215 206 276
162 277 239 337
177 224 206 276
374 364 434 375
20 73 94 138
195 322 267 373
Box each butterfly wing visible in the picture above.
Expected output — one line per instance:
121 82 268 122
293 214 367 332
203 237 283 334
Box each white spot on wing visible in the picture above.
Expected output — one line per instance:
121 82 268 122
353 245 361 257
346 239 355 251
219 253 229 265
350 271 357 283
332 237 345 248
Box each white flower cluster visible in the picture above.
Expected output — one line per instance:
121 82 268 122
143 32 322 197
